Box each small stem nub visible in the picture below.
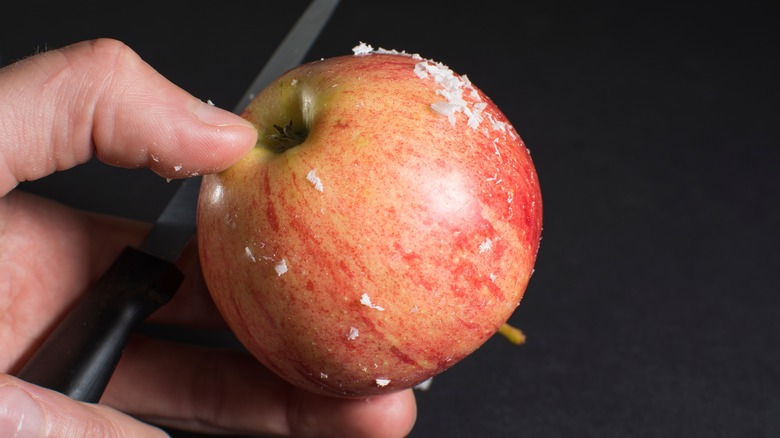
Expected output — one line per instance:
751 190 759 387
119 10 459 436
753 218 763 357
498 322 526 345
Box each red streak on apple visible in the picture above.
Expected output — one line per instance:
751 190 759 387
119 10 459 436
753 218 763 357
197 49 542 398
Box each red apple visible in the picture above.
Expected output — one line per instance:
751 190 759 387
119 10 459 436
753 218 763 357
197 43 542 398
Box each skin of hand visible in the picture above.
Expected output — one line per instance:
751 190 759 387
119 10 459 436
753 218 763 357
0 38 416 438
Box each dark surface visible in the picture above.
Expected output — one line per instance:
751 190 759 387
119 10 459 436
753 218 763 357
3 1 779 437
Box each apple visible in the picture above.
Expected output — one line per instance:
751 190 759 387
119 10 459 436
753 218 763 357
196 43 542 398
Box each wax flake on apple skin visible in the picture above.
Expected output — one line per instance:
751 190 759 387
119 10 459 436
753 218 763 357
414 377 434 391
245 246 256 262
275 259 288 276
354 42 483 130
306 169 324 192
479 238 493 253
360 293 385 311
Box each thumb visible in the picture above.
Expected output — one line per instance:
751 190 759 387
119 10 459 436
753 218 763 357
0 38 258 196
0 374 167 437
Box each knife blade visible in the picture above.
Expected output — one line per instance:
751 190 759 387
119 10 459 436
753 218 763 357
16 0 340 403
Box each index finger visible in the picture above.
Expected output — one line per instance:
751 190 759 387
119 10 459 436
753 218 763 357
0 38 257 197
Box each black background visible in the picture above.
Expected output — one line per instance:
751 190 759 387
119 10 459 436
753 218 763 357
3 1 778 437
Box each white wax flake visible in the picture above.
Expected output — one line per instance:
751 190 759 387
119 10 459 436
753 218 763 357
410 305 419 314
275 259 288 276
306 169 324 192
479 238 493 253
173 165 182 172
375 47 419 58
320 372 328 379
413 59 486 130
353 41 422 59
489 273 498 283
352 42 374 55
466 110 482 129
291 78 298 86
350 42 492 130
375 378 391 387
493 140 503 160
347 326 360 340
245 246 256 262
466 102 487 129
414 378 434 391
206 99 215 106
490 116 508 132
430 101 458 125
360 293 385 311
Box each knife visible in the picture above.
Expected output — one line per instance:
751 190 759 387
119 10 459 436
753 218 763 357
16 0 340 404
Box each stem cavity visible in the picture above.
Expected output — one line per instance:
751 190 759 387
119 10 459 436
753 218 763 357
269 120 308 152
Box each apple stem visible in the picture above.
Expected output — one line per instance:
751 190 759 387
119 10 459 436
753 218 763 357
497 322 526 345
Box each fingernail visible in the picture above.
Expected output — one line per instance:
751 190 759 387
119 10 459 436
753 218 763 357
0 384 43 438
194 100 255 128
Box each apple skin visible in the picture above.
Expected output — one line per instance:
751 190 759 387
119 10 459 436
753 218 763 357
197 50 542 398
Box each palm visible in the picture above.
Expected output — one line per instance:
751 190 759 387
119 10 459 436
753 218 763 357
0 191 137 372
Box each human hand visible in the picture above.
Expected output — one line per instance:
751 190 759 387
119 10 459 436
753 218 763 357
0 38 416 437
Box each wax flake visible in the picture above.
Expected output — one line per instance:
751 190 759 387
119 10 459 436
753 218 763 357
360 293 385 311
414 378 434 391
275 259 288 276
351 42 493 131
306 169 324 192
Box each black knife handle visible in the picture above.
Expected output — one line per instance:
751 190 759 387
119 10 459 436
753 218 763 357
16 246 183 403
